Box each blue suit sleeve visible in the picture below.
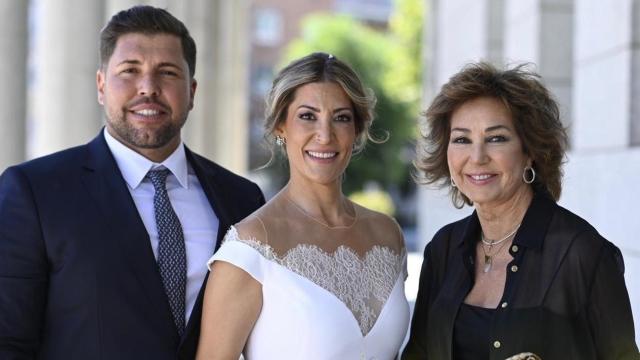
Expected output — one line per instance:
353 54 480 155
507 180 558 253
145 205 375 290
0 166 48 359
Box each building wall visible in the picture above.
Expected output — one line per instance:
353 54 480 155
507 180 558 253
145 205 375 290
418 0 640 343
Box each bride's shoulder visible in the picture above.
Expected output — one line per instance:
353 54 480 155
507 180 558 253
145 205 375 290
232 214 268 244
231 200 290 249
354 203 405 251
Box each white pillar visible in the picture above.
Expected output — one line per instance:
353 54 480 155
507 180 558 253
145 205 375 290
0 1 28 170
31 0 104 158
106 0 142 20
504 0 574 128
573 0 633 150
433 0 504 83
176 0 250 175
211 0 250 175
106 0 174 20
630 0 640 146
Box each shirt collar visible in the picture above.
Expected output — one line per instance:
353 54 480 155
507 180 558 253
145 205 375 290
458 190 556 251
103 128 189 189
513 190 556 250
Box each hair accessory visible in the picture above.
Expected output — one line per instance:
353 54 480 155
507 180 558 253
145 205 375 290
481 223 521 273
275 135 286 146
523 166 536 184
328 54 334 59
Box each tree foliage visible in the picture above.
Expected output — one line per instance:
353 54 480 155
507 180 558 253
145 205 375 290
279 0 424 196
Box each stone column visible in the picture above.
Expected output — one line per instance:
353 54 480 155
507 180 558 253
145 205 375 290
106 0 175 19
0 1 28 170
630 0 640 146
30 0 104 158
573 0 633 150
210 0 250 175
504 0 574 128
106 0 143 20
175 0 250 175
432 0 504 82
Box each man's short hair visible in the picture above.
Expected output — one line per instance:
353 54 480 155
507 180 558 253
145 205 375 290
99 5 196 77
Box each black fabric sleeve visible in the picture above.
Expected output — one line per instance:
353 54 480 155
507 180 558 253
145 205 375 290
402 241 434 359
402 225 453 360
586 238 639 359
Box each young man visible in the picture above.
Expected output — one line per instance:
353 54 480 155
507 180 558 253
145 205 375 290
0 6 264 359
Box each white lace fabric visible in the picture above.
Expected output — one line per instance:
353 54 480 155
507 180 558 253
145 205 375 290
223 226 406 335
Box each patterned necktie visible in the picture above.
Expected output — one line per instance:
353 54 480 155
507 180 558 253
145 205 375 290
147 169 187 336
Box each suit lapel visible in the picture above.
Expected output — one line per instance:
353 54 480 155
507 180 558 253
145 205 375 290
184 148 233 249
180 147 247 355
80 134 177 337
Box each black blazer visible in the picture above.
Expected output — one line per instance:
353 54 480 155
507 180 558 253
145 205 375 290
0 133 265 360
402 192 639 360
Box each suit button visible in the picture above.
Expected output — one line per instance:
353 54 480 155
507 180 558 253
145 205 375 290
501 301 508 308
511 245 519 252
511 265 519 272
493 340 502 348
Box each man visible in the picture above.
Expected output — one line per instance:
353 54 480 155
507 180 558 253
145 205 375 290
0 6 264 359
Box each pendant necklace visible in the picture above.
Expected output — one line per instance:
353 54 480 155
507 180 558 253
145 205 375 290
481 223 520 273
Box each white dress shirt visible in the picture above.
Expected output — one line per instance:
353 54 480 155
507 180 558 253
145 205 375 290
104 129 219 324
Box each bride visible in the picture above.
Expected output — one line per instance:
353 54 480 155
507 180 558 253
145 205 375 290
196 52 410 359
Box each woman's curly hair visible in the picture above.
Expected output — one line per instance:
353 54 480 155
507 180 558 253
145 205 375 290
414 62 568 208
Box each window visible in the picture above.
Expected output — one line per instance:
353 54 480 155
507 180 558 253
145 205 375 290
254 8 283 47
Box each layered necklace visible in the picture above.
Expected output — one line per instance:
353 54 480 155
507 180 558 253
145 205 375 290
480 223 520 273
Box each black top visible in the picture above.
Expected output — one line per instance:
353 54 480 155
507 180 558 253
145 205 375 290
453 303 495 360
402 191 639 360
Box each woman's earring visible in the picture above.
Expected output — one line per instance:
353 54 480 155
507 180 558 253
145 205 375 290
450 177 457 188
523 166 536 184
275 135 286 146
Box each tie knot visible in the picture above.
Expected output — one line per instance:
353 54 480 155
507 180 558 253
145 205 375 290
147 169 171 190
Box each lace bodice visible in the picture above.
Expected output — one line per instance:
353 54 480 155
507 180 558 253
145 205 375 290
222 226 406 335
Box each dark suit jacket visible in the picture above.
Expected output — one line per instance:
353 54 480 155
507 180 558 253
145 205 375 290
402 191 639 360
0 133 265 360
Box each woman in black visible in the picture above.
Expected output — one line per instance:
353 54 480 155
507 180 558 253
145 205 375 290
402 62 639 359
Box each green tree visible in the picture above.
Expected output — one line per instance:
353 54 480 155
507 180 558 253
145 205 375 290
279 0 424 196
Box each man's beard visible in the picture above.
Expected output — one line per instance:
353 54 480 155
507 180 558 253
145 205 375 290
106 109 187 149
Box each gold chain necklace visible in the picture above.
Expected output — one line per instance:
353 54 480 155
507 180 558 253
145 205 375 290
284 194 357 229
480 224 520 273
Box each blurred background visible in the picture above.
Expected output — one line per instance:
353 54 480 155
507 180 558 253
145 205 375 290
1 0 638 343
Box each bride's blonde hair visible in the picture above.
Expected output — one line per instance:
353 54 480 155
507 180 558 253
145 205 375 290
264 52 379 164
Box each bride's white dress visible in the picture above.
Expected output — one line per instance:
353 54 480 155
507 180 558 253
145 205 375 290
208 226 410 360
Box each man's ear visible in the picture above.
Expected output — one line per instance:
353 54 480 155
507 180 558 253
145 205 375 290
96 69 105 105
189 78 197 110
